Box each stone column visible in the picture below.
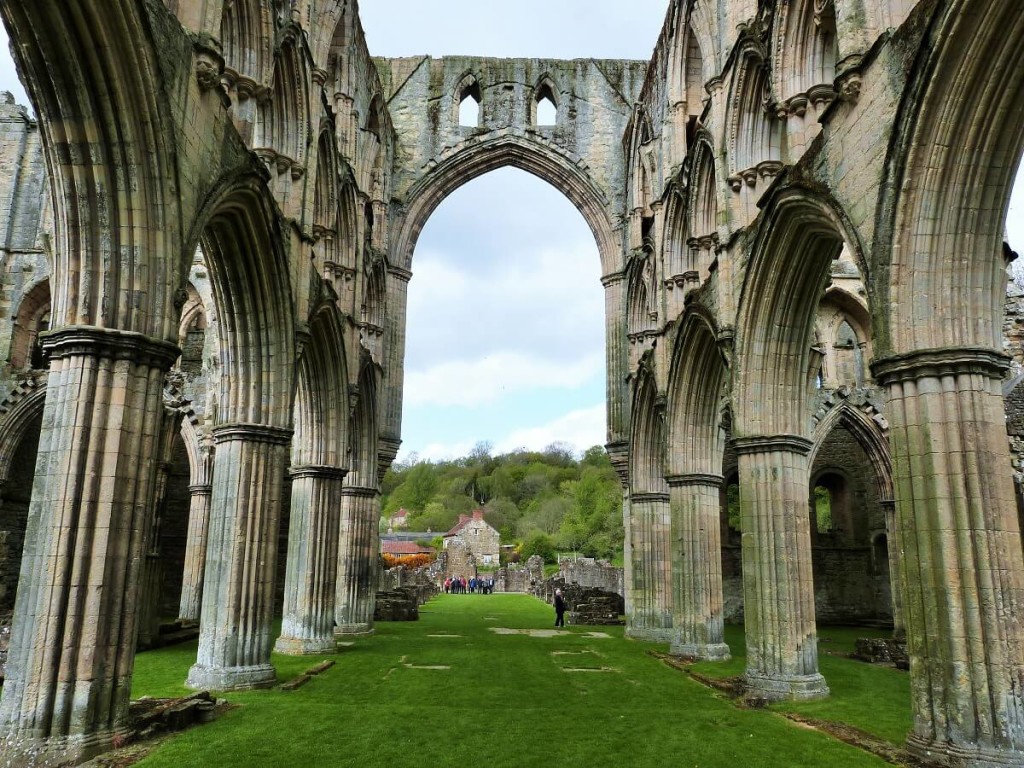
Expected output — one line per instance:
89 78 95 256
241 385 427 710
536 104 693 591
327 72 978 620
734 435 828 701
625 491 674 642
275 465 347 655
874 348 1024 766
0 327 178 764
186 423 291 691
880 499 905 639
380 266 411 447
668 474 730 660
178 483 213 623
603 271 628 445
137 461 173 651
335 485 379 635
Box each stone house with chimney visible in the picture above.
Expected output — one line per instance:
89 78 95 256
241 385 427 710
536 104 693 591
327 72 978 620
443 510 500 566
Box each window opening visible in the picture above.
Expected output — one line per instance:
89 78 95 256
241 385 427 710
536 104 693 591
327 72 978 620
535 82 557 126
459 82 481 127
814 485 833 533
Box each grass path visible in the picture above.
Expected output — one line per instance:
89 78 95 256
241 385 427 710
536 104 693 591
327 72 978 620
133 595 907 767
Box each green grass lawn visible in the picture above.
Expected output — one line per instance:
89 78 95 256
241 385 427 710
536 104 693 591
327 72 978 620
132 595 908 767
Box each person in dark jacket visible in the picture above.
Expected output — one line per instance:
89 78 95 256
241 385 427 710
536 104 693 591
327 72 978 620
554 588 567 627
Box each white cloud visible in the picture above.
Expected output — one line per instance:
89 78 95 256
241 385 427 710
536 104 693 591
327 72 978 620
494 404 607 455
405 351 603 408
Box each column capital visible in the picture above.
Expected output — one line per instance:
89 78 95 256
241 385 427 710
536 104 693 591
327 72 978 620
666 473 723 488
212 422 293 445
871 346 1010 385
42 325 180 368
289 464 348 481
387 265 413 282
630 491 670 503
188 483 213 495
732 434 812 456
341 485 378 499
601 270 626 288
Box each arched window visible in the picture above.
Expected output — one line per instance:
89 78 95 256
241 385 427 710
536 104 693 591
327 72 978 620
458 80 481 127
10 279 51 370
834 319 863 386
813 485 833 533
535 81 557 126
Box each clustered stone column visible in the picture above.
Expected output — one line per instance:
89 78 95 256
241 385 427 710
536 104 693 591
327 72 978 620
275 465 347 655
602 271 628 446
625 490 674 641
178 438 214 624
0 327 179 764
874 348 1024 766
335 485 380 635
137 460 173 651
879 499 905 639
178 481 213 623
187 423 291 691
667 474 730 660
734 435 828 700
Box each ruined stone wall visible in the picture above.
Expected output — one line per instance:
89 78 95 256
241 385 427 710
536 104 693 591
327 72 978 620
556 557 623 596
495 556 544 593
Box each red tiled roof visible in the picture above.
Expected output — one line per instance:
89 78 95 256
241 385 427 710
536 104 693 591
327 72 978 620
392 508 408 518
444 510 489 537
381 540 434 555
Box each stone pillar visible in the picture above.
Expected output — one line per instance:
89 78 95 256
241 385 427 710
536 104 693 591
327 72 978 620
0 327 178 764
178 482 213 623
275 465 347 655
874 348 1024 766
603 271 628 444
137 461 172 651
625 491 674 642
880 499 905 639
186 423 291 691
380 266 411 446
335 485 379 635
734 435 828 701
668 474 730 660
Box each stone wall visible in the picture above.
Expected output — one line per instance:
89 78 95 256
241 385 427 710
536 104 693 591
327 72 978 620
555 557 623 596
495 555 544 592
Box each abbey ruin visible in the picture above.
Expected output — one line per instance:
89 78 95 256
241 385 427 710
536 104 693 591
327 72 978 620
0 0 1022 765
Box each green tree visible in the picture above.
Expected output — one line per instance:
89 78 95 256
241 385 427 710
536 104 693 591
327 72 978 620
520 531 557 564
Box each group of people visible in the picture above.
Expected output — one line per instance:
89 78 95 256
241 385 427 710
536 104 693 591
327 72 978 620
443 576 495 594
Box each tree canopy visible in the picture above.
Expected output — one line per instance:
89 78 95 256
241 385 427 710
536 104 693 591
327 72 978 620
381 443 624 562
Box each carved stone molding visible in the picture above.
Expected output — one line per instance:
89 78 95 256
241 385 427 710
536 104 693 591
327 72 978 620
732 434 813 456
42 326 181 368
665 473 723 488
630 491 670 503
289 464 348 481
212 422 294 445
871 346 1010 385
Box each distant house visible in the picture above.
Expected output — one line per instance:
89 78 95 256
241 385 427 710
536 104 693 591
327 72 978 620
381 539 434 556
443 510 500 566
388 508 410 530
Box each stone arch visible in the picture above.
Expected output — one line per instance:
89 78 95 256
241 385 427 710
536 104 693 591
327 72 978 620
312 125 341 265
661 180 689 285
349 354 380 489
628 107 656 217
257 37 311 176
1 0 185 339
220 0 273 84
733 188 858 438
392 133 619 274
197 177 296 427
630 362 667 496
686 135 719 278
878 0 1024 355
0 385 46 486
809 402 892 502
771 0 839 111
8 278 50 370
626 251 656 349
726 43 783 191
309 0 350 71
666 309 728 477
294 300 350 468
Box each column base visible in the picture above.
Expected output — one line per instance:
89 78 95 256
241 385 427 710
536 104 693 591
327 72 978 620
906 734 1024 767
334 623 374 637
625 626 675 643
670 640 732 661
274 635 337 655
0 725 130 768
744 671 830 701
186 662 277 691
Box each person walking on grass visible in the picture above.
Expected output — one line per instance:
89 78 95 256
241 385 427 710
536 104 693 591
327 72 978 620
554 588 566 627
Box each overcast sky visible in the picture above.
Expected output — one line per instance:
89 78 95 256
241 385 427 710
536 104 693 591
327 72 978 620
1 5 1022 463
